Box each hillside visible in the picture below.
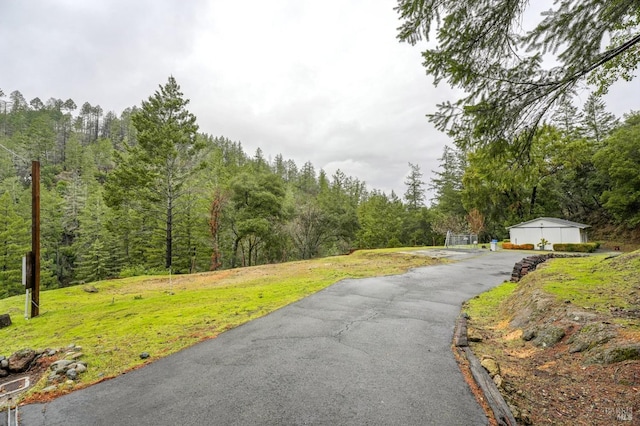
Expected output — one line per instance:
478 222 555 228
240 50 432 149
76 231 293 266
464 251 640 425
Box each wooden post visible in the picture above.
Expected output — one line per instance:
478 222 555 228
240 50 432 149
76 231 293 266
31 160 40 318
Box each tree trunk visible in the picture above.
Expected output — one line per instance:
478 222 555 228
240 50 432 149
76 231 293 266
209 192 224 271
166 198 172 269
231 237 240 268
529 186 537 216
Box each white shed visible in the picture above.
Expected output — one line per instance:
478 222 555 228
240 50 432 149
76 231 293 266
507 217 590 250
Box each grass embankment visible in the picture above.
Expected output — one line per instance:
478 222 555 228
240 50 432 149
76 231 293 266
463 250 640 425
465 251 640 332
0 248 440 394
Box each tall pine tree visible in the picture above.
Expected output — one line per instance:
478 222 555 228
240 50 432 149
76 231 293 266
105 76 201 269
403 162 425 210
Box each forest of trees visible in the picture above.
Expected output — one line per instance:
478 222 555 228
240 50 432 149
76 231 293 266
407 94 640 247
0 78 638 298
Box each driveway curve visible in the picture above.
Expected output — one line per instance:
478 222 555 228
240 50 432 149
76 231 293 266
17 250 525 426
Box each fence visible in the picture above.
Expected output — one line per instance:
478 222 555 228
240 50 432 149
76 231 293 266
444 231 479 248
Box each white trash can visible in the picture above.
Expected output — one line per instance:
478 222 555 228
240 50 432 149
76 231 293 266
490 240 498 251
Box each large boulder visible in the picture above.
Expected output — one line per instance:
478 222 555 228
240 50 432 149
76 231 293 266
8 349 37 373
0 313 11 328
568 323 615 353
587 344 640 365
481 357 501 377
532 325 565 348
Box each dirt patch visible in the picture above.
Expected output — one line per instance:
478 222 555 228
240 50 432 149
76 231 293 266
491 337 640 425
0 354 55 408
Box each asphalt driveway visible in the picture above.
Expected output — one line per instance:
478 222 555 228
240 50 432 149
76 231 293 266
16 249 524 425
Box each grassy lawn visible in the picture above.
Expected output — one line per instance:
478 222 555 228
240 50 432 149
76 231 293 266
541 252 640 313
1 248 441 392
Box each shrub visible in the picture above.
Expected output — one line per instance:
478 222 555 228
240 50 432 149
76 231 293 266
552 243 599 253
502 243 535 250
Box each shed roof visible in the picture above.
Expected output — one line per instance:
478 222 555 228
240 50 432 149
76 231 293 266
507 217 590 229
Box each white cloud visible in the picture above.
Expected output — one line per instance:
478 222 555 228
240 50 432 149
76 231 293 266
1 0 637 199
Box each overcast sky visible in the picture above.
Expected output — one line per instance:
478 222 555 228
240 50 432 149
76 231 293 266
1 0 638 199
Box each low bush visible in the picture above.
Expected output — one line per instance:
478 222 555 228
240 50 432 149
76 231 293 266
503 243 535 250
552 243 599 253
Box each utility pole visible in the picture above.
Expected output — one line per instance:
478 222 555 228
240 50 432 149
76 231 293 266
31 160 40 317
0 142 39 316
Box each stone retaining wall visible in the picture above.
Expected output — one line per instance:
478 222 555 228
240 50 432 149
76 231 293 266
510 254 582 282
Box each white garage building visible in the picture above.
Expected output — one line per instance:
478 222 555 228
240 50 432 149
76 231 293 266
507 217 590 250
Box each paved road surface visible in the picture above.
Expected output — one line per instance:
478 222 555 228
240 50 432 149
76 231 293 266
15 250 524 425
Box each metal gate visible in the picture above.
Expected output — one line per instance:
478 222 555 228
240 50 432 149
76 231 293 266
444 231 478 248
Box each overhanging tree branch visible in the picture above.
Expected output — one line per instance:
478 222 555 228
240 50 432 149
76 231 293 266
396 0 640 154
